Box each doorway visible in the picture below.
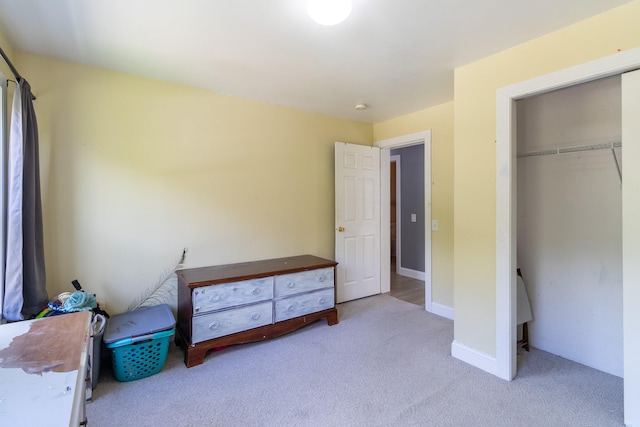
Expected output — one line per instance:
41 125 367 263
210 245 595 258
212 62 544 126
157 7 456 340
516 76 622 377
389 153 425 307
375 131 431 310
390 155 399 267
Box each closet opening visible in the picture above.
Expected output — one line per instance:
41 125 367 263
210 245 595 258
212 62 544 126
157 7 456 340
495 47 640 425
515 75 622 378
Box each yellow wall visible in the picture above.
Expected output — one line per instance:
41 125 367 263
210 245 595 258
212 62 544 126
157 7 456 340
16 52 372 313
0 28 14 78
0 28 17 104
374 102 454 308
453 0 640 355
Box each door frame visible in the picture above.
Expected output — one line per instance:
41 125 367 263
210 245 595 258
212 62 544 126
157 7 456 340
375 131 432 311
495 47 640 424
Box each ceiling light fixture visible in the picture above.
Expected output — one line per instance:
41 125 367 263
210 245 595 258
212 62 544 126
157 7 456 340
355 103 368 110
307 0 352 26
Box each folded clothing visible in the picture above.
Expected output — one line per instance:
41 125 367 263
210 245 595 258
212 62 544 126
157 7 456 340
63 291 97 312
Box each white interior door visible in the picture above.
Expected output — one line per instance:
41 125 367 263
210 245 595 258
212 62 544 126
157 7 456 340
335 142 381 303
622 68 640 426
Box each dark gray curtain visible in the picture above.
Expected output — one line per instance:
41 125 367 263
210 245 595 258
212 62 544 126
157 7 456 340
3 78 47 320
19 79 47 318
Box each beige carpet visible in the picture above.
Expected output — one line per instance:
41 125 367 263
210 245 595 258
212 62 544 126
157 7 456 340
87 294 623 426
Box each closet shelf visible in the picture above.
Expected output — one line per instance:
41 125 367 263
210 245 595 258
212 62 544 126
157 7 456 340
517 141 621 158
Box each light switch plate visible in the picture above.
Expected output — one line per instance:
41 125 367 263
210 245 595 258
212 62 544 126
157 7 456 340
411 214 417 222
432 219 439 231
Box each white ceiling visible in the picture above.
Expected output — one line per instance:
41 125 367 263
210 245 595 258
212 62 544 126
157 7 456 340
0 0 630 122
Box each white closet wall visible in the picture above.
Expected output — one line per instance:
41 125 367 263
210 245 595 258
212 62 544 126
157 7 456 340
516 76 623 377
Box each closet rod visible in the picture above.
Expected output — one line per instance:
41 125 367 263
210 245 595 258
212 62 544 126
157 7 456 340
0 45 36 100
517 141 621 158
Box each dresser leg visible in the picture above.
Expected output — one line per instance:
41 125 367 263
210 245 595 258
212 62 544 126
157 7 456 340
175 328 207 368
326 308 339 326
185 347 207 368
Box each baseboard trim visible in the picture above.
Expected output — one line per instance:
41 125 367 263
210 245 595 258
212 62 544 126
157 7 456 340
427 302 454 320
451 340 497 376
397 267 426 281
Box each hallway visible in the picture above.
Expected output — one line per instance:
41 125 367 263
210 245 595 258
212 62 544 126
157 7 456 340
389 260 424 307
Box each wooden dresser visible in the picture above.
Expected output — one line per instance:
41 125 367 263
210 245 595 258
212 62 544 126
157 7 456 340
176 255 339 367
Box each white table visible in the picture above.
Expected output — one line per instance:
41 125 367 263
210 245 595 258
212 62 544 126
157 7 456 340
0 311 92 426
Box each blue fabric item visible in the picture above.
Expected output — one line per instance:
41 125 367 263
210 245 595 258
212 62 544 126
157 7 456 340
63 291 97 312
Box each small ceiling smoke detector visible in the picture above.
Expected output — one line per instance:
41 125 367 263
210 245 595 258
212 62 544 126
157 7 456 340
355 103 368 110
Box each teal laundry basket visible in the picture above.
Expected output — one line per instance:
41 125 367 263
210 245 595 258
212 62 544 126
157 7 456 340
103 304 175 382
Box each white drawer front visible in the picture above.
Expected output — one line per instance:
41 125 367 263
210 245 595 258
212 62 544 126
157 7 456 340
192 277 273 314
192 301 273 343
274 288 335 323
274 267 334 298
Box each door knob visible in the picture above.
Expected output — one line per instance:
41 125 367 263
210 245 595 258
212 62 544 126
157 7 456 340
338 226 345 232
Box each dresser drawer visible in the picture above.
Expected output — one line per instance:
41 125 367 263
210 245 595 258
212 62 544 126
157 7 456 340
192 301 273 343
274 267 334 298
274 288 335 322
192 277 273 314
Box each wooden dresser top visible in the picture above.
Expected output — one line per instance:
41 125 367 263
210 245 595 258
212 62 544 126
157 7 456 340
176 254 337 288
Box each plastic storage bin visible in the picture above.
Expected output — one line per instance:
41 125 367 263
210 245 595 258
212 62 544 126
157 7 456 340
103 304 175 382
